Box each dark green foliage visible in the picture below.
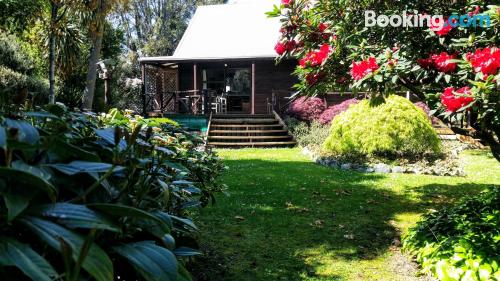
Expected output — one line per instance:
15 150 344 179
323 95 442 158
0 32 48 105
403 188 500 281
0 105 224 280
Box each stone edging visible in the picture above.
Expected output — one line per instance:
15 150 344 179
302 147 466 176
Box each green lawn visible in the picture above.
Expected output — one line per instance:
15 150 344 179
191 148 500 281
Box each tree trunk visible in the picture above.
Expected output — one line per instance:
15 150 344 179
82 1 106 111
48 2 58 104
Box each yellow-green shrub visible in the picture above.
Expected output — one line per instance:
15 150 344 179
323 95 441 158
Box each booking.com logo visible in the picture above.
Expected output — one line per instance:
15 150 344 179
365 10 491 28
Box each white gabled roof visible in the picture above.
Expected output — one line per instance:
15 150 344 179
142 1 282 62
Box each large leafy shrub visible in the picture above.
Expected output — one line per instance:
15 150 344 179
403 188 500 281
318 98 359 125
0 105 224 280
323 95 442 158
287 96 326 121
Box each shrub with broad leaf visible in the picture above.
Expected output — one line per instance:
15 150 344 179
0 105 224 281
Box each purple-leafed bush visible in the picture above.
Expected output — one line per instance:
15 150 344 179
414 101 430 115
318 98 360 125
414 101 440 124
287 96 326 121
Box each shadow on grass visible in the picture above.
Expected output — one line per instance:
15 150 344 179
189 157 494 281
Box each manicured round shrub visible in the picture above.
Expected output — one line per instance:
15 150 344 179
287 96 326 121
323 95 442 158
318 98 359 125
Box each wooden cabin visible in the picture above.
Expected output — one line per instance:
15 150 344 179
139 1 298 117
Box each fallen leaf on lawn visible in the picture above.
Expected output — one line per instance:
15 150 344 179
344 234 355 240
310 219 325 228
234 216 245 221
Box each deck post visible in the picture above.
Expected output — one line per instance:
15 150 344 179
193 63 198 114
193 63 198 92
251 61 255 115
141 62 146 116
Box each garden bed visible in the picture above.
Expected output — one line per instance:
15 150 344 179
304 139 475 176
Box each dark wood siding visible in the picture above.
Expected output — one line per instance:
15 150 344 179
254 60 297 114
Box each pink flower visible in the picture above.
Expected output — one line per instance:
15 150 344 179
274 42 286 55
466 47 500 76
431 52 457 73
430 17 453 36
350 57 379 81
441 87 475 112
281 0 292 6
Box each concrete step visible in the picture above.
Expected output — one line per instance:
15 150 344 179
210 129 288 134
211 118 278 124
210 124 284 128
208 135 292 140
208 141 296 147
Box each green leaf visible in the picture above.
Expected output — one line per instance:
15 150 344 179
113 241 178 281
24 111 59 119
49 139 101 162
0 238 57 281
28 203 120 232
0 125 6 150
3 119 39 145
94 128 126 150
173 247 201 257
0 167 57 201
48 161 124 175
178 263 193 281
3 192 31 222
88 204 170 233
19 217 113 281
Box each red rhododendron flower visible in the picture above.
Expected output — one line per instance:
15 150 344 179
274 42 286 55
466 47 500 76
281 0 292 6
286 40 297 52
441 87 475 112
417 58 434 69
318 23 328 32
431 52 457 73
299 44 332 68
350 57 379 81
430 17 453 36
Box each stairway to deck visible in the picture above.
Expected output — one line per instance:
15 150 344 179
207 114 296 148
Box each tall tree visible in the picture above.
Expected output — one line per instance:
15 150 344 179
113 0 224 56
82 0 109 110
48 1 59 104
